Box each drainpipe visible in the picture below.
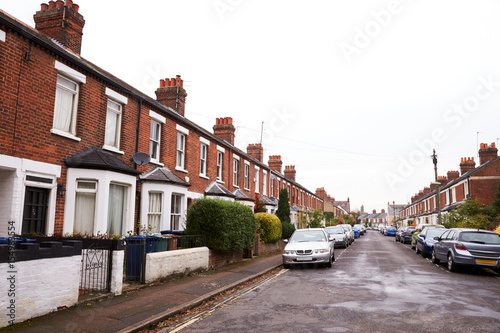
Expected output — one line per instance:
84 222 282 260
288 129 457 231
135 98 143 234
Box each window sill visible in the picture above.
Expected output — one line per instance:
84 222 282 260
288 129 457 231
233 185 239 189
244 188 250 191
175 167 188 174
150 160 164 167
216 179 224 184
102 145 124 155
199 174 210 180
50 128 81 142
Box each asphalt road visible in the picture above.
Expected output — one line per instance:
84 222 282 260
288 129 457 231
160 230 500 333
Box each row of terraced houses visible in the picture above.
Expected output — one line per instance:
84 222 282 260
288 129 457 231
0 1 349 239
399 143 500 226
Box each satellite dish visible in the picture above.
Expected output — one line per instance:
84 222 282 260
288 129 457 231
132 152 151 166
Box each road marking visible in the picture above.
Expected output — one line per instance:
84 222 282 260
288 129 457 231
168 269 288 332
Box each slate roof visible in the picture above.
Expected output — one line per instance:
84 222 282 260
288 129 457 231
64 147 140 175
233 188 254 201
290 204 302 212
139 167 190 187
205 181 236 198
258 195 277 206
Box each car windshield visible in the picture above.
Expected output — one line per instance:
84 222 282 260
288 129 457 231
387 227 396 231
325 227 343 234
290 230 327 243
426 228 446 238
407 227 415 232
459 232 500 245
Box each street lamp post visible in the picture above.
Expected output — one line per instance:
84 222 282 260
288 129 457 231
432 149 441 225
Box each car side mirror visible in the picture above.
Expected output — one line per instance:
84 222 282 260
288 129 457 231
434 237 441 241
329 235 335 242
284 239 288 243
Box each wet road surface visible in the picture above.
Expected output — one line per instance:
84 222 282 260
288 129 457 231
160 230 500 333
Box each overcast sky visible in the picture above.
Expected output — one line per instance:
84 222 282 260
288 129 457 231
3 0 500 213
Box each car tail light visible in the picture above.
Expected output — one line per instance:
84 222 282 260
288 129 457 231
455 243 467 251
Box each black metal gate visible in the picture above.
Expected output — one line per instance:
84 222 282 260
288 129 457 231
79 242 113 295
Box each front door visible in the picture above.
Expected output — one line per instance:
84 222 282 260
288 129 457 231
22 186 48 235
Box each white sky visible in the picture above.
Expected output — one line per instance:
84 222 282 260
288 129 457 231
3 0 500 212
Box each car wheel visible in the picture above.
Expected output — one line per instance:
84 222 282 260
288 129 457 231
415 244 421 254
326 255 332 268
447 254 458 272
283 264 291 269
343 240 348 248
431 249 440 264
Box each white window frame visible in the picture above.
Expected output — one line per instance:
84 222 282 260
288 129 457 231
147 192 162 233
199 143 208 178
233 155 240 187
150 120 162 164
262 170 267 195
51 74 80 140
103 88 127 154
149 111 165 165
255 166 260 194
170 193 183 230
217 151 224 182
74 179 97 235
244 162 250 190
176 132 186 171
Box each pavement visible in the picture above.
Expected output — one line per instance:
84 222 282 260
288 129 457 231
4 253 283 333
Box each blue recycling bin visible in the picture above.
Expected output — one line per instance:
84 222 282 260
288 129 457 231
125 235 156 281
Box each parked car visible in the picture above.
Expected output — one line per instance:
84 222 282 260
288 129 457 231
395 227 405 242
415 227 447 257
411 224 444 249
384 226 397 236
399 226 416 244
339 224 355 244
282 228 335 269
432 228 500 272
325 226 349 248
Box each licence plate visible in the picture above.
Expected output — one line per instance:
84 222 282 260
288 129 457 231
296 257 313 262
476 259 496 265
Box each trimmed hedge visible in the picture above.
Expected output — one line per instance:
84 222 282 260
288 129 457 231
255 213 282 243
185 198 257 252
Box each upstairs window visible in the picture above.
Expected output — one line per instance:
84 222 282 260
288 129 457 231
233 158 239 186
150 120 161 163
53 75 79 135
244 163 250 190
217 151 223 181
176 132 186 170
104 99 122 149
200 143 208 176
255 167 260 193
262 171 267 195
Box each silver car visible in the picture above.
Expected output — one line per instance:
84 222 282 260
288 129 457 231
283 228 335 269
324 226 349 248
432 228 500 272
339 224 354 245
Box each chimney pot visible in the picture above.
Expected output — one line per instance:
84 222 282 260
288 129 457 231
48 1 56 9
56 0 64 8
159 79 165 88
66 0 73 8
72 3 79 12
41 3 49 10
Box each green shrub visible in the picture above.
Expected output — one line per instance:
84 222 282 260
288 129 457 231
255 213 282 243
281 221 295 239
185 198 257 252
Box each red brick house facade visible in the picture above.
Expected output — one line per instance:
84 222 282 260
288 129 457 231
0 2 324 237
399 143 500 226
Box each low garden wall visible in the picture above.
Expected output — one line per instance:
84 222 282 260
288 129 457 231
144 247 209 283
253 234 285 256
0 241 82 328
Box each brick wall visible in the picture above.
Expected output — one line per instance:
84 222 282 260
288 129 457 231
208 249 244 269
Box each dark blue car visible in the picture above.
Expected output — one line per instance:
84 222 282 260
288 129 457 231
416 227 447 257
384 226 397 236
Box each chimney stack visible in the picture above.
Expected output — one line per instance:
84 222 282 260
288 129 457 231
447 170 460 182
460 157 476 175
479 142 498 165
156 76 187 116
284 165 296 181
213 117 235 145
268 155 283 173
247 143 264 163
437 175 448 187
34 1 85 55
316 187 326 199
372 209 376 214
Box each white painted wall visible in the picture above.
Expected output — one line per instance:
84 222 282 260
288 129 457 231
0 255 81 328
144 247 209 284
110 250 124 295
